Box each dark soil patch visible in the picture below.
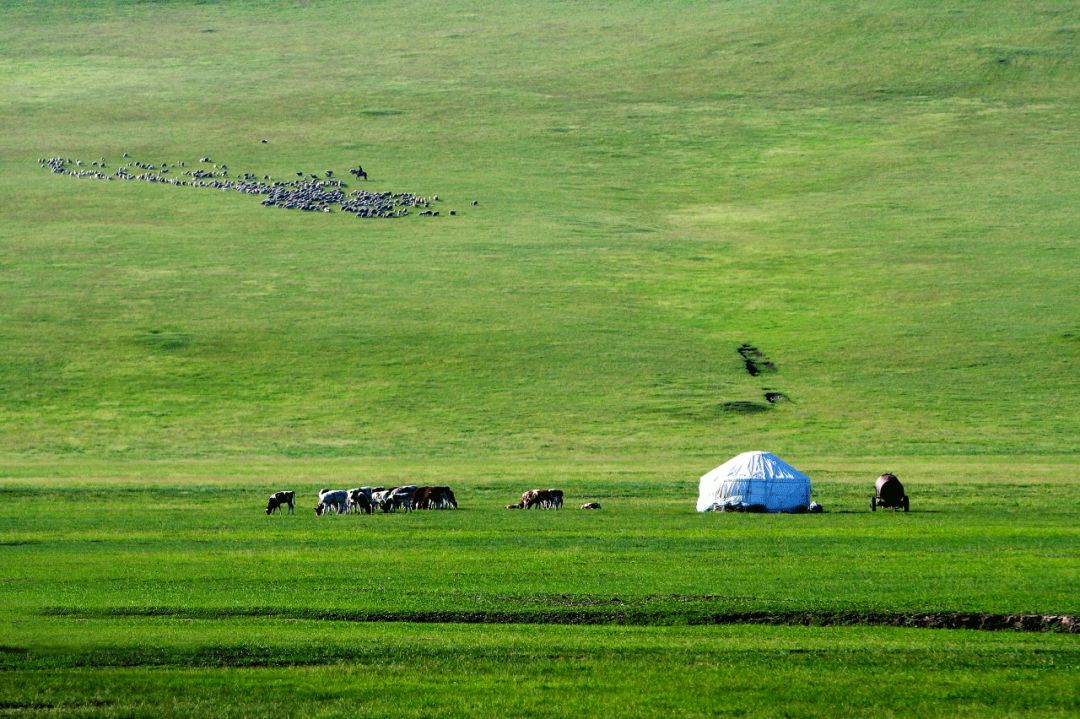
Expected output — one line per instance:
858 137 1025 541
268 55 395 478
135 329 192 351
738 343 777 376
720 401 771 414
44 607 1078 633
0 645 30 654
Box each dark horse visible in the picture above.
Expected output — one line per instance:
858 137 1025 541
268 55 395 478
349 166 368 180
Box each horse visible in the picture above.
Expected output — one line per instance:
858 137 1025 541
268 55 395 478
349 166 368 181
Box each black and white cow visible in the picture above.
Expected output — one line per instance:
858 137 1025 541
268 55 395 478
314 489 349 516
265 490 295 515
347 487 374 515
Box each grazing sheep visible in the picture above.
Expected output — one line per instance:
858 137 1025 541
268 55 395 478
40 154 443 222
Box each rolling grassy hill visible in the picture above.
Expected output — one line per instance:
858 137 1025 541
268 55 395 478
0 1 1077 716
1 0 1076 460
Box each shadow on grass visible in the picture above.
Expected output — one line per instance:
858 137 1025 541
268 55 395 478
41 606 1077 633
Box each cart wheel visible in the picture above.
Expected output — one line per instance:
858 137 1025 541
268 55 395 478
902 496 909 512
870 496 877 512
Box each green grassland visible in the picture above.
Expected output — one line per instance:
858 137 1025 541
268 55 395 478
0 0 1078 716
0 0 1076 458
0 466 1077 717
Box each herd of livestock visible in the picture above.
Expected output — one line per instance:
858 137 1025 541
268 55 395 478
265 487 602 515
39 154 472 219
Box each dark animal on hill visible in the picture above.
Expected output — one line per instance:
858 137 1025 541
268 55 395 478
414 486 458 510
347 488 373 515
265 490 295 515
544 489 564 509
349 166 368 180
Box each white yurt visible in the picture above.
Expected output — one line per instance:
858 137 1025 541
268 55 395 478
697 451 812 513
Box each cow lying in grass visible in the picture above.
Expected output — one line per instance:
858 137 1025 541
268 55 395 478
506 489 564 509
265 490 295 515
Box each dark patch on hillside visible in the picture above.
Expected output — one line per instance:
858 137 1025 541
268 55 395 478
135 329 192 351
737 344 793 405
738 344 777 376
0 645 30 654
720 401 771 414
0 700 112 710
44 606 1078 634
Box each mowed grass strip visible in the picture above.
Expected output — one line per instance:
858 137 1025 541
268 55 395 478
0 621 1075 718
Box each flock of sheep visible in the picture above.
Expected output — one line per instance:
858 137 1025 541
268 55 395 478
265 487 602 515
39 154 470 219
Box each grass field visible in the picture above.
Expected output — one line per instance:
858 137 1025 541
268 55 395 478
0 0 1077 716
1 463 1077 717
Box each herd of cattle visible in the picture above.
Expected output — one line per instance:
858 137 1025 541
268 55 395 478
265 487 602 515
39 155 469 219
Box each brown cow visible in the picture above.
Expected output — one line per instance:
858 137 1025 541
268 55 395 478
414 486 458 510
508 489 564 510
